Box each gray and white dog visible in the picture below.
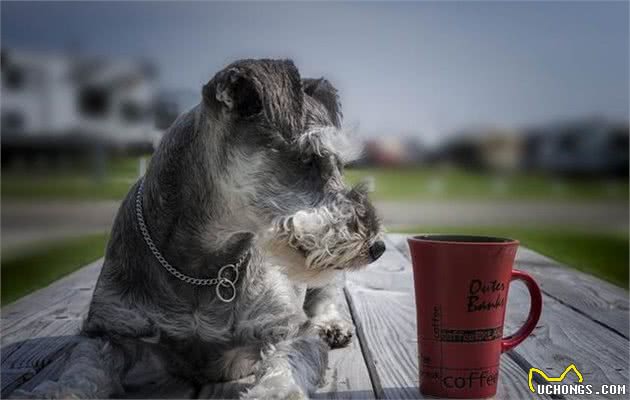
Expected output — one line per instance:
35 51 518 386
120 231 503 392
14 59 385 399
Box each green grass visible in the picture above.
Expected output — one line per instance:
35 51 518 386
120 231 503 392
3 162 628 202
396 226 629 288
2 156 142 200
1 233 110 305
2 175 136 200
346 167 629 202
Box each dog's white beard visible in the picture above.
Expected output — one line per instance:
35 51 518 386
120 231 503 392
263 202 369 287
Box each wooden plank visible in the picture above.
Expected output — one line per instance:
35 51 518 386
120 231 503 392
388 233 412 261
345 236 551 399
314 282 375 400
8 350 197 399
2 333 79 371
344 281 417 399
1 368 36 397
503 282 628 399
0 262 90 396
0 260 102 396
1 258 98 397
1 258 197 398
14 352 72 394
513 258 628 338
197 282 376 399
1 259 102 346
0 322 83 397
2 258 101 318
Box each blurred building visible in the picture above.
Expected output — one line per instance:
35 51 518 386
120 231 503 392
1 48 159 166
356 137 425 167
431 120 628 177
435 129 523 171
523 119 629 177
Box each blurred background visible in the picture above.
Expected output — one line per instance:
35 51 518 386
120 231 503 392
1 1 628 304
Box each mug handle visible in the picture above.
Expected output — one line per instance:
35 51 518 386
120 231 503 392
501 269 543 352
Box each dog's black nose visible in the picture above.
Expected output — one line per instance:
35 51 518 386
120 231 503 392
369 240 386 261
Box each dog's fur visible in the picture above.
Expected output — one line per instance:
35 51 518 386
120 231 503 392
13 59 384 399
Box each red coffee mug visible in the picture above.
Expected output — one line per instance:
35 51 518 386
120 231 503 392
407 234 542 398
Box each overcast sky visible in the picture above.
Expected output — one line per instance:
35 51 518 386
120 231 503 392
2 1 628 142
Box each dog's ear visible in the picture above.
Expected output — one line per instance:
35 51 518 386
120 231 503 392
302 78 343 128
203 67 263 118
204 59 305 140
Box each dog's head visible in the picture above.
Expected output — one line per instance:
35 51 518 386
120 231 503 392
202 59 384 284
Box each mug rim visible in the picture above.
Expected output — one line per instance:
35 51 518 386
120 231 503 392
408 234 519 246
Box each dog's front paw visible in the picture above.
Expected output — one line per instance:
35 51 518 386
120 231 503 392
240 383 307 400
314 318 354 349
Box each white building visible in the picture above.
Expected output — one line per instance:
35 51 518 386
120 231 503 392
1 49 159 148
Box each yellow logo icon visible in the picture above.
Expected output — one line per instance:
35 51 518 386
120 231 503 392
528 364 584 393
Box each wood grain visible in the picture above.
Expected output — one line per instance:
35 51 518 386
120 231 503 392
1 259 101 397
2 259 102 346
1 368 35 397
513 260 628 338
314 282 375 400
0 259 201 398
344 237 552 399
14 353 71 393
504 282 628 399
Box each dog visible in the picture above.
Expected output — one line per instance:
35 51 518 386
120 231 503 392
12 59 385 399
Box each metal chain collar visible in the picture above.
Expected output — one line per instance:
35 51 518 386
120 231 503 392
135 178 247 302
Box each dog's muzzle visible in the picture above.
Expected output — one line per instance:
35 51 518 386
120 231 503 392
368 240 386 262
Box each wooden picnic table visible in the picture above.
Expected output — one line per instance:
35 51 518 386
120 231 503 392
2 233 628 399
